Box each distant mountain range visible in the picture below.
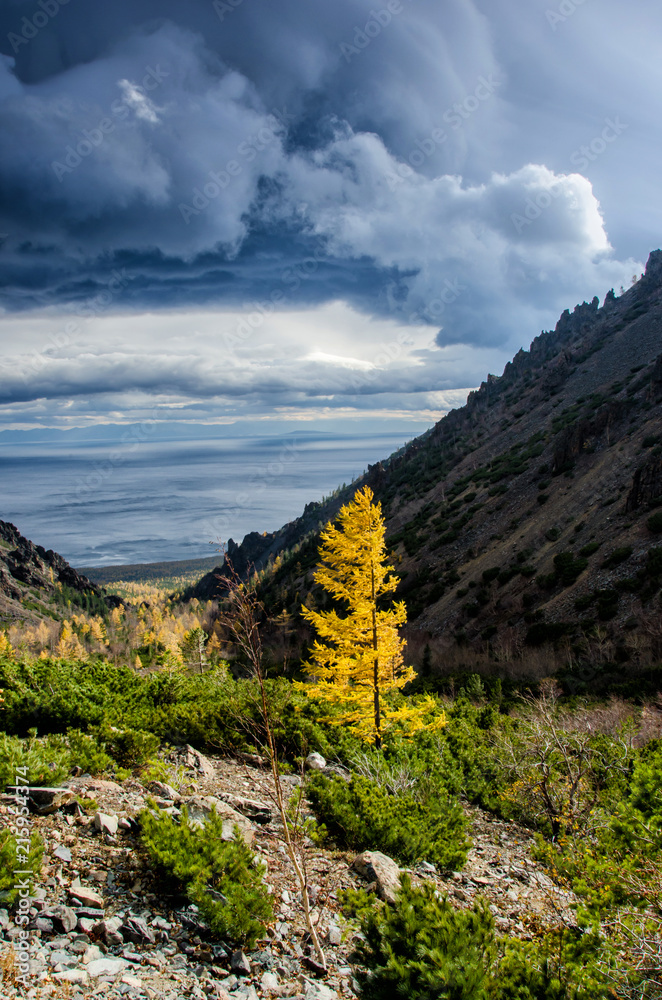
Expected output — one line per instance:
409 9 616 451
191 249 662 677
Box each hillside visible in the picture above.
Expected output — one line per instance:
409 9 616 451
0 520 118 627
193 250 662 683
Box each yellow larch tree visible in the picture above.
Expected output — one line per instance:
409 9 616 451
300 485 438 746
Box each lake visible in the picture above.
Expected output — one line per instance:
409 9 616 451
0 429 415 566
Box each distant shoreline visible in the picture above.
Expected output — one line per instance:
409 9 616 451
76 554 222 586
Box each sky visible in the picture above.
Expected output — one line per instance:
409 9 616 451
0 0 660 435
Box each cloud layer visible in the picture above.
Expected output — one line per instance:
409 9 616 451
0 0 658 427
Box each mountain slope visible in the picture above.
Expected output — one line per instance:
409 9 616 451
194 250 662 676
0 520 118 626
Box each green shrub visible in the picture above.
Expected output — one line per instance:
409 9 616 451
579 541 601 557
350 877 612 1000
307 773 468 870
553 552 588 586
0 731 70 789
352 877 495 999
602 546 632 569
0 827 43 904
139 803 273 947
97 726 160 770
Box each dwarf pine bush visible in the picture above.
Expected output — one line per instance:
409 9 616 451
352 877 612 1000
307 772 468 870
139 804 273 947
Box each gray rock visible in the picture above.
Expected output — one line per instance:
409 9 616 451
94 812 119 836
69 882 104 909
260 971 279 992
231 950 251 975
326 923 342 946
42 904 78 933
82 944 105 964
53 844 72 863
146 780 181 801
184 745 216 778
121 915 156 944
216 791 272 824
5 786 76 814
305 752 327 771
86 956 129 977
49 949 78 967
304 982 338 1000
181 796 254 845
93 916 124 946
53 968 89 984
352 850 401 904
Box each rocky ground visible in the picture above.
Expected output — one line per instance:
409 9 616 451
1 748 578 999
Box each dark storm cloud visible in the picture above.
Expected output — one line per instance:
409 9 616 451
0 0 657 425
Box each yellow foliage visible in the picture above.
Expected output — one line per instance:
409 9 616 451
0 632 12 657
300 486 428 746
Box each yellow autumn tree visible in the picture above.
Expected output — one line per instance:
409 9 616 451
301 485 438 746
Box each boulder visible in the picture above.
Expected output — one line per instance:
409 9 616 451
146 780 180 801
180 795 254 845
352 850 401 904
184 745 216 778
305 752 327 771
216 791 272 824
5 787 77 815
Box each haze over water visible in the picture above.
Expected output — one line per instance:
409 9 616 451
0 429 411 567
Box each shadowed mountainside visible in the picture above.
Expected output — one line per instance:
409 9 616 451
192 250 662 678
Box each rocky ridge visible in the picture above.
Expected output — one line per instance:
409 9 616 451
0 521 120 628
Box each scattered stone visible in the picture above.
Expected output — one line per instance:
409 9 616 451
94 916 124 946
181 795 254 845
120 973 145 990
82 944 105 965
94 812 119 836
42 904 78 933
69 882 104 909
260 971 280 992
216 791 272 824
53 968 89 984
53 844 72 863
122 915 156 944
305 752 327 771
184 745 216 778
146 780 181 801
352 851 401 904
326 924 342 946
230 950 251 975
86 956 129 977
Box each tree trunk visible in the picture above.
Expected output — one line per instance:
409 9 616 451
371 562 381 748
